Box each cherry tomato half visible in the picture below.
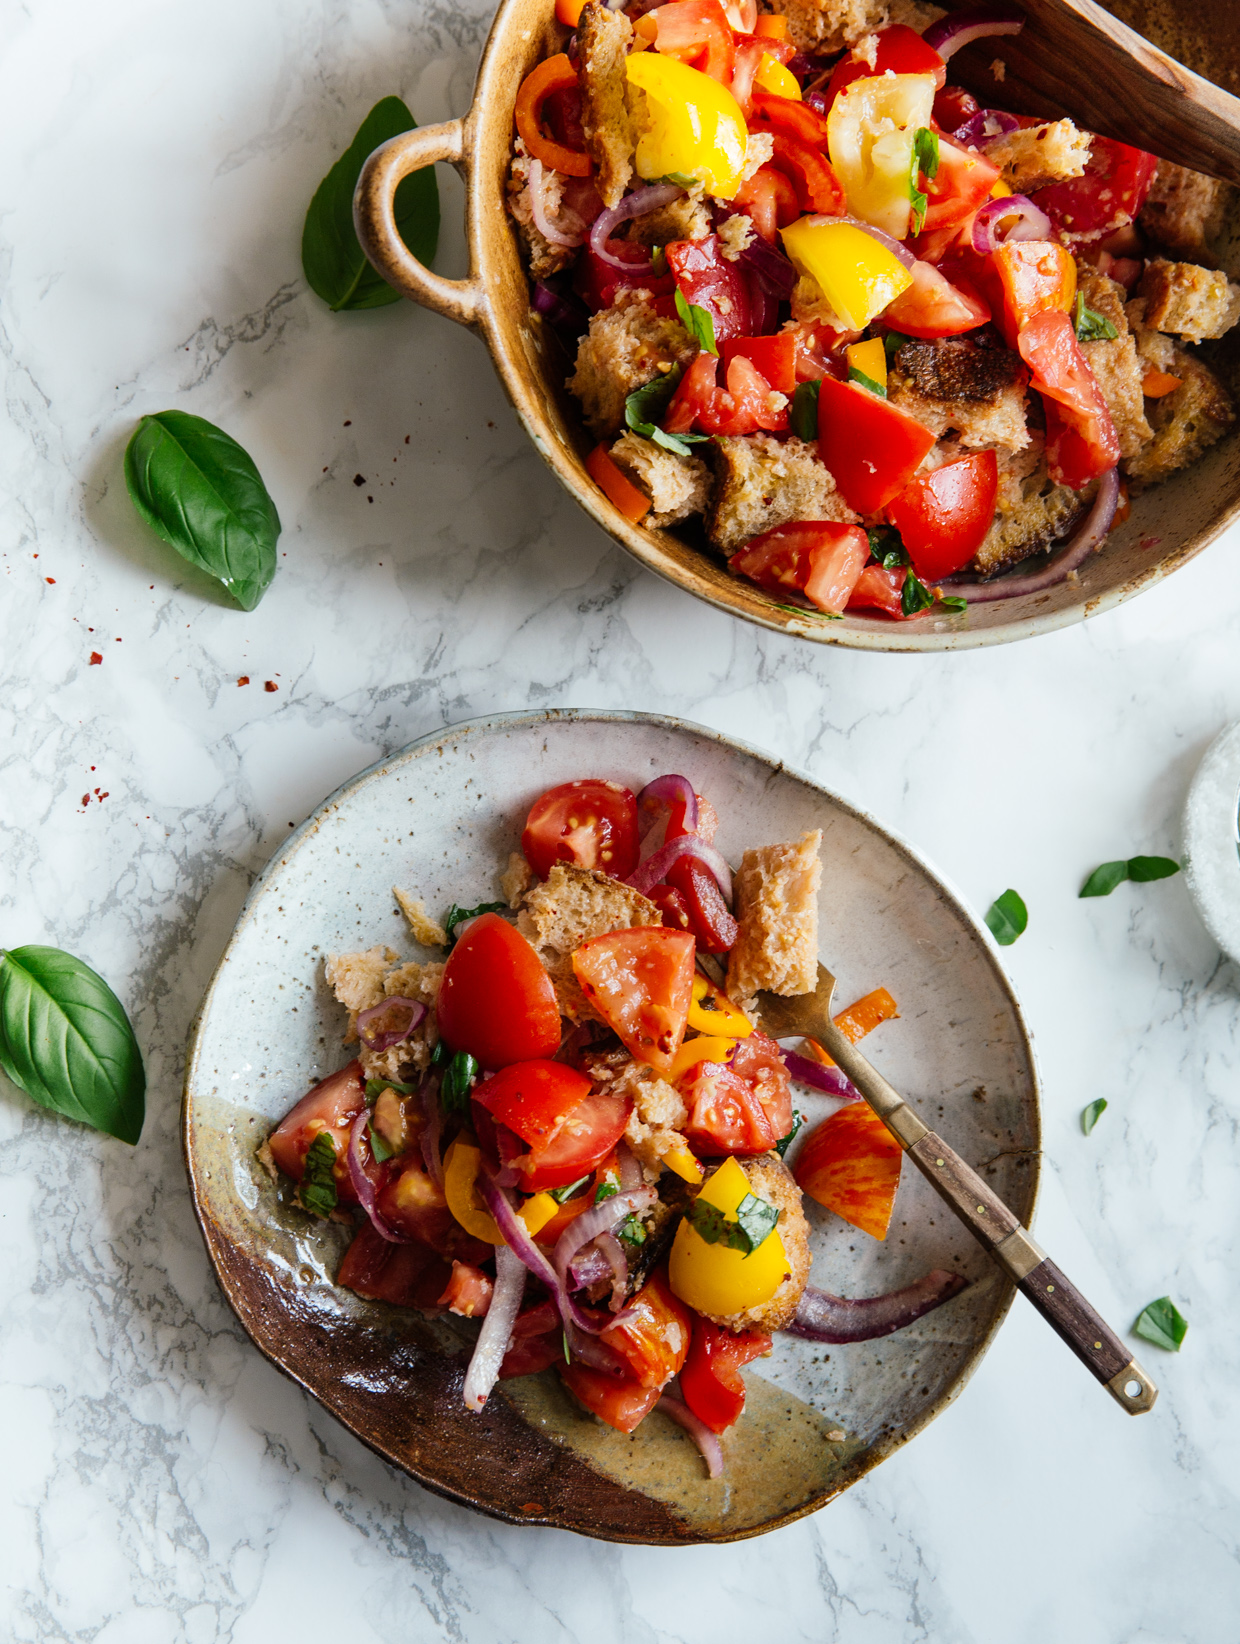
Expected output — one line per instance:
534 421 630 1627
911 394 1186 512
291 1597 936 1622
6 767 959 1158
436 913 562 1069
680 1319 771 1432
572 927 696 1076
886 448 1000 583
522 779 640 880
517 1090 632 1189
472 1059 592 1150
268 1061 367 1203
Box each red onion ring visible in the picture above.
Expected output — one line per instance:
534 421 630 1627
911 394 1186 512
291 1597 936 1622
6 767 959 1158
594 1230 630 1311
553 1187 657 1290
615 1141 644 1191
569 1244 614 1289
971 193 1054 254
921 8 1024 61
637 773 699 840
346 1109 414 1244
480 1171 627 1337
737 234 798 299
780 1047 859 1100
627 833 734 904
356 996 426 1054
589 183 685 273
463 1244 527 1411
936 467 1119 603
419 1073 444 1188
786 1270 969 1343
528 156 586 249
954 107 1022 146
657 1393 724 1477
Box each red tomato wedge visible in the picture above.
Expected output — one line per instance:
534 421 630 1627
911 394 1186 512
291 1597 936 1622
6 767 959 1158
932 84 978 133
767 131 848 215
378 1159 493 1264
337 1222 453 1311
750 88 833 148
721 333 797 394
515 1089 632 1190
794 1104 902 1239
822 25 946 111
817 377 937 515
572 927 696 1075
846 563 906 617
600 1270 694 1389
1034 135 1158 241
679 1320 772 1432
522 778 640 880
268 1061 367 1203
989 239 1076 347
882 259 990 339
1018 309 1120 487
681 1060 774 1154
652 0 737 84
730 1029 793 1140
500 1300 565 1378
666 236 752 344
559 1361 662 1433
472 1059 592 1150
729 164 800 243
437 913 562 1069
920 136 999 232
666 854 739 953
438 1260 494 1318
730 520 870 615
886 448 1000 582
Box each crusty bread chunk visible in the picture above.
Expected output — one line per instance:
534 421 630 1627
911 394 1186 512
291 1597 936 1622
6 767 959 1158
1125 350 1235 487
500 851 533 908
626 192 712 247
609 431 713 527
779 0 941 56
889 337 1030 450
569 291 698 437
695 1154 811 1332
506 139 575 281
727 830 822 1007
707 433 857 553
325 946 395 1016
393 888 448 948
325 948 442 1079
519 863 662 1020
591 1056 689 1177
1139 161 1228 262
971 440 1085 578
578 3 636 208
1074 265 1152 461
1139 258 1240 343
984 120 1091 195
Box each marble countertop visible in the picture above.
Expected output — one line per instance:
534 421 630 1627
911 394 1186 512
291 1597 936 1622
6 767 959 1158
3 1 1239 1638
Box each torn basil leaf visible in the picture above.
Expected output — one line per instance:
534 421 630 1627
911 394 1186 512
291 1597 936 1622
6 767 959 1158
366 1076 419 1099
790 379 820 441
937 593 968 613
368 1123 396 1163
1081 1098 1107 1135
624 369 709 458
985 889 1028 946
769 601 842 621
867 526 908 569
883 329 909 362
1073 291 1118 343
594 1178 619 1204
675 286 719 355
901 567 935 617
1079 856 1180 897
775 1112 804 1158
686 1192 780 1255
550 1175 590 1204
1132 1295 1188 1352
848 365 887 398
618 1215 647 1248
908 128 939 234
444 901 508 943
300 1131 339 1216
439 1051 478 1115
660 171 699 188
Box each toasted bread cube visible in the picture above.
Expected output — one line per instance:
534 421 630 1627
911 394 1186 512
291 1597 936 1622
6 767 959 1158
1074 265 1152 461
984 120 1091 194
889 337 1030 451
727 831 822 1006
609 431 713 527
1139 161 1227 262
779 0 940 55
506 139 576 281
1125 350 1235 486
970 441 1086 579
570 291 698 437
578 3 636 209
1139 258 1240 343
393 888 448 948
706 434 857 554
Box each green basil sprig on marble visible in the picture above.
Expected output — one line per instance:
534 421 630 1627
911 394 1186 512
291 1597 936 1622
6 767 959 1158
985 888 1028 946
125 411 281 611
302 97 440 312
1080 856 1180 897
0 946 145 1143
1132 1295 1188 1352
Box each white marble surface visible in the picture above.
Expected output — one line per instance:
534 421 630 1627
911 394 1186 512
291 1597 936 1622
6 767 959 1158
2 0 1239 1637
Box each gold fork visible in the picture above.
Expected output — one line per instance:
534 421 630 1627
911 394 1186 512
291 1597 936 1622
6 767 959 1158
758 964 1158 1414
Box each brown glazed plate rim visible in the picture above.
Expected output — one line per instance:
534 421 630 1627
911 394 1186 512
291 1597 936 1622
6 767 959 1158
182 709 1041 1542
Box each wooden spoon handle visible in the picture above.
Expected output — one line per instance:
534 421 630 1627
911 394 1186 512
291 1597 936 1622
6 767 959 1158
816 1023 1158 1414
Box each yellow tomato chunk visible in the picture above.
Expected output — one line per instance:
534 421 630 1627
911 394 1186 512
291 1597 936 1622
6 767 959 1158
687 973 753 1038
780 218 912 331
625 53 749 199
669 1156 789 1316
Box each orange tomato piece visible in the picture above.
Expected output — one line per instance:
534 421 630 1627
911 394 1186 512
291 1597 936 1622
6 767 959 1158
585 443 650 523
794 1104 902 1239
572 927 696 1075
1142 368 1183 397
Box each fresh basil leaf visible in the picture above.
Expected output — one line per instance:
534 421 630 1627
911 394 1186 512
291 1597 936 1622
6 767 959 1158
908 128 938 235
0 945 145 1144
563 1328 572 1364
848 365 887 398
775 1112 804 1158
125 412 280 612
937 593 968 613
1127 855 1181 883
366 1076 419 1099
675 286 719 355
1073 291 1118 343
790 379 820 441
734 1192 780 1253
302 96 439 312
618 1214 647 1248
686 1193 780 1255
769 601 842 621
867 525 908 569
650 245 668 277
368 1122 396 1163
1081 1098 1107 1135
901 567 934 617
440 1051 478 1115
430 1037 452 1068
594 1178 620 1204
686 1199 733 1245
660 171 699 188
444 900 508 944
1132 1295 1188 1352
985 889 1028 946
550 1175 590 1204
300 1131 339 1216
1079 860 1129 898
624 369 710 458
883 329 909 362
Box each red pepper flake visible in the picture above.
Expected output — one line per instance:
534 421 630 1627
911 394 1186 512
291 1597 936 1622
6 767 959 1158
264 680 278 692
89 652 103 665
81 793 91 806
237 675 250 686
404 435 410 444
45 577 56 584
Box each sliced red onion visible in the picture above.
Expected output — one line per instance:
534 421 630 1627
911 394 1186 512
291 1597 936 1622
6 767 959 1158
419 1073 444 1188
356 996 426 1054
480 1171 623 1337
637 774 698 840
780 1047 859 1100
737 235 798 299
657 1393 724 1477
971 193 1054 254
553 1187 656 1291
804 88 829 118
589 183 685 273
463 1244 527 1411
922 8 1024 61
528 157 587 249
627 833 734 905
594 1230 630 1311
786 1270 969 1343
615 1141 644 1191
937 467 1119 603
346 1108 414 1244
954 107 1022 147
569 1244 614 1289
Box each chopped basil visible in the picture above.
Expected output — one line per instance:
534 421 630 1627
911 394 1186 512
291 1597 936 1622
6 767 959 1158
624 369 709 458
593 1178 619 1204
660 171 699 188
909 127 939 234
848 365 887 398
768 602 842 621
901 567 935 617
366 1076 419 1099
430 1038 452 1068
440 1050 479 1115
686 1191 780 1255
867 526 908 569
675 286 719 355
550 1175 590 1204
562 1328 572 1364
985 888 1028 946
368 1122 397 1163
444 900 507 944
1073 291 1118 343
937 593 968 613
1081 1098 1107 1135
883 329 909 362
618 1215 647 1248
650 245 668 277
774 1112 804 1158
1132 1295 1188 1352
1079 856 1180 897
300 1131 339 1217
790 379 820 441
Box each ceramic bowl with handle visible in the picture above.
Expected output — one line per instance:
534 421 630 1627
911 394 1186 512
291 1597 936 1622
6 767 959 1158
352 0 1240 651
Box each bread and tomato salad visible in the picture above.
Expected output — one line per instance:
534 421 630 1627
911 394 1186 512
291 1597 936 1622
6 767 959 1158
263 774 968 1471
508 0 1238 619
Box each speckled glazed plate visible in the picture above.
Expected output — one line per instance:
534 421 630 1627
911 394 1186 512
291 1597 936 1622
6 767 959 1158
183 710 1040 1544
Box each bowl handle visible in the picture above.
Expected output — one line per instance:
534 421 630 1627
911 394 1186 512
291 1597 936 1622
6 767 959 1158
353 120 486 331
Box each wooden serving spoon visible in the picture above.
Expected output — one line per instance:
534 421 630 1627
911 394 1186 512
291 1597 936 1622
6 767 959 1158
940 0 1240 185
758 963 1158 1414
